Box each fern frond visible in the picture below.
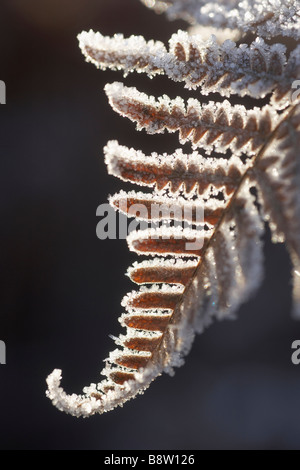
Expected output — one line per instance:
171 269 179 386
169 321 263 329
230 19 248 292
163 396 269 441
105 83 278 155
104 141 246 196
46 187 262 415
79 30 300 109
140 0 300 40
127 258 199 285
47 103 298 416
254 102 300 316
127 226 209 257
46 0 300 418
110 190 224 225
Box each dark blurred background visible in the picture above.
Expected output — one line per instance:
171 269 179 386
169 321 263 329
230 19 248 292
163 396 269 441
0 0 300 450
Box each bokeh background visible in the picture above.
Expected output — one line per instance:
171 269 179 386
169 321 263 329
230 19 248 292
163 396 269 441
0 0 300 450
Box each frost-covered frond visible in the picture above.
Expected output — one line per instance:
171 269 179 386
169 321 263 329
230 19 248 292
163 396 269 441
104 141 247 196
127 225 210 257
254 102 300 317
78 30 166 77
47 105 290 416
110 190 225 225
79 30 300 109
127 258 199 285
46 174 266 417
140 0 300 40
105 82 279 155
46 0 300 418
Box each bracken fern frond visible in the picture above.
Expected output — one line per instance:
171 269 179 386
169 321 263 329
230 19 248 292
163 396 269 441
46 0 300 417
